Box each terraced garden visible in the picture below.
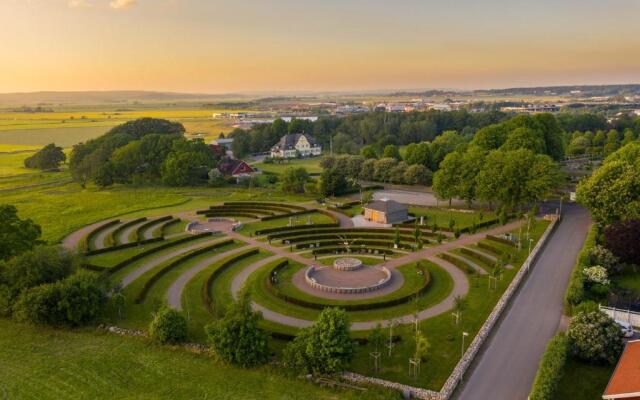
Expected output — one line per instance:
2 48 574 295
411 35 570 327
62 200 551 391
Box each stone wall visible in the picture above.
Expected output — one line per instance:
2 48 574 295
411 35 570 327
343 217 560 399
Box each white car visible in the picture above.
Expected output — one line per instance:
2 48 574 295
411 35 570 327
615 320 635 338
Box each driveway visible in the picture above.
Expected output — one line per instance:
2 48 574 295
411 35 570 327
373 189 468 208
455 204 590 400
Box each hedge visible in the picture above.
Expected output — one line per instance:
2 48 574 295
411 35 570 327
135 239 235 304
260 209 316 221
224 201 307 211
266 262 430 311
295 239 414 251
438 253 477 275
202 249 260 314
107 217 147 247
155 218 181 237
311 247 395 256
256 223 340 236
85 237 165 256
477 241 505 256
486 234 517 247
282 232 416 244
83 219 120 252
529 333 569 400
198 208 274 216
564 225 597 315
202 212 261 219
216 204 293 213
134 216 173 242
268 227 437 241
459 247 496 268
107 232 214 275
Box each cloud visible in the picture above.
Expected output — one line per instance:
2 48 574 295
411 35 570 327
109 0 136 9
67 0 91 7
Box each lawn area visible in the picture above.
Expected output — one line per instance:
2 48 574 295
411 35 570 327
553 358 613 400
0 319 395 400
408 206 497 230
612 264 640 291
252 157 323 175
239 211 335 236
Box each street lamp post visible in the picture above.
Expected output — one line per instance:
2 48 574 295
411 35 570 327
461 332 469 358
528 238 534 255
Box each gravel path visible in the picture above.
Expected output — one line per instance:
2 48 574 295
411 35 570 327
167 245 252 310
120 238 221 288
94 222 122 250
62 219 111 251
117 220 147 245
441 252 488 275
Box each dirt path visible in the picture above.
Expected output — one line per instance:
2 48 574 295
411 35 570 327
117 220 147 245
441 252 488 275
61 219 112 250
167 245 252 310
93 222 121 250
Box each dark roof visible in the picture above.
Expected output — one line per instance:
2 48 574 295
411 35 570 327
218 158 255 176
365 199 407 213
272 133 317 150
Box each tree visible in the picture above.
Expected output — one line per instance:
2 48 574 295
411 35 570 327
604 220 640 265
360 145 378 159
281 167 309 193
207 168 225 187
0 205 42 261
205 291 270 367
368 323 385 353
373 158 398 182
149 307 188 344
382 144 401 160
404 164 432 186
24 143 66 170
452 295 467 325
105 117 185 139
500 127 546 154
283 307 355 374
576 142 640 224
161 139 215 187
414 332 430 362
318 168 348 197
433 151 462 206
389 162 407 184
566 311 623 365
229 129 252 159
359 158 376 181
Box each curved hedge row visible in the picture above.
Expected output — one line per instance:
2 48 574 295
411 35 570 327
154 218 181 237
107 217 147 247
134 216 173 242
266 262 430 311
529 333 569 400
294 239 415 251
135 239 235 304
85 237 164 256
486 234 517 247
82 219 120 252
268 227 436 241
107 232 213 274
438 253 477 275
311 247 396 256
260 209 317 221
477 241 505 256
256 223 340 236
459 247 496 268
224 201 307 211
198 208 273 216
282 232 417 245
202 211 262 219
202 248 261 315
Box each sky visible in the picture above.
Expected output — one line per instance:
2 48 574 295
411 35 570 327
1 0 640 93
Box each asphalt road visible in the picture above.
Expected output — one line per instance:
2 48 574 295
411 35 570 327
455 204 590 400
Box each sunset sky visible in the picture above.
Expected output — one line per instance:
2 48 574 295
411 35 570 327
1 0 640 93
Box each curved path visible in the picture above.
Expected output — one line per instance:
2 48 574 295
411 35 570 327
62 219 112 250
455 204 590 400
120 238 224 288
94 222 121 249
166 245 252 309
442 252 488 275
117 219 147 245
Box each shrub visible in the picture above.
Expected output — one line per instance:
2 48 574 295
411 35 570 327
587 245 620 274
567 311 624 365
0 204 42 261
583 265 610 286
529 333 569 400
564 226 597 314
149 307 188 344
604 219 640 266
205 291 270 367
283 308 355 375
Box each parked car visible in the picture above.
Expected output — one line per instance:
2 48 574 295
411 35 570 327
615 320 635 338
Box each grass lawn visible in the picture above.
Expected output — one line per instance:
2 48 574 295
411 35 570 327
252 157 323 175
0 319 396 400
612 264 640 291
408 206 496 230
553 358 614 400
239 211 335 236
248 260 453 323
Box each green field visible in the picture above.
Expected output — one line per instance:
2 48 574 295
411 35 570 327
0 319 395 400
252 157 324 174
553 358 613 400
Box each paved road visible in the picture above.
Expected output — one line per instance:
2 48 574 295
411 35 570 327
455 204 590 400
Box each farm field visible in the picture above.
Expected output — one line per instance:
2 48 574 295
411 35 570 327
0 319 393 400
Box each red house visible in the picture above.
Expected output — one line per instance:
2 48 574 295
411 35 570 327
603 340 640 400
217 158 256 177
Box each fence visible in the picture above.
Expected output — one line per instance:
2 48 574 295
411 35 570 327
600 305 640 328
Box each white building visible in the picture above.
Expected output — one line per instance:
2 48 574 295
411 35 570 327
270 133 322 158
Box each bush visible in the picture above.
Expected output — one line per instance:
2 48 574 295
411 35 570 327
587 245 620 274
13 271 108 327
567 311 624 365
529 333 569 400
205 291 270 367
564 227 597 314
149 307 188 344
283 308 355 374
604 219 640 266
